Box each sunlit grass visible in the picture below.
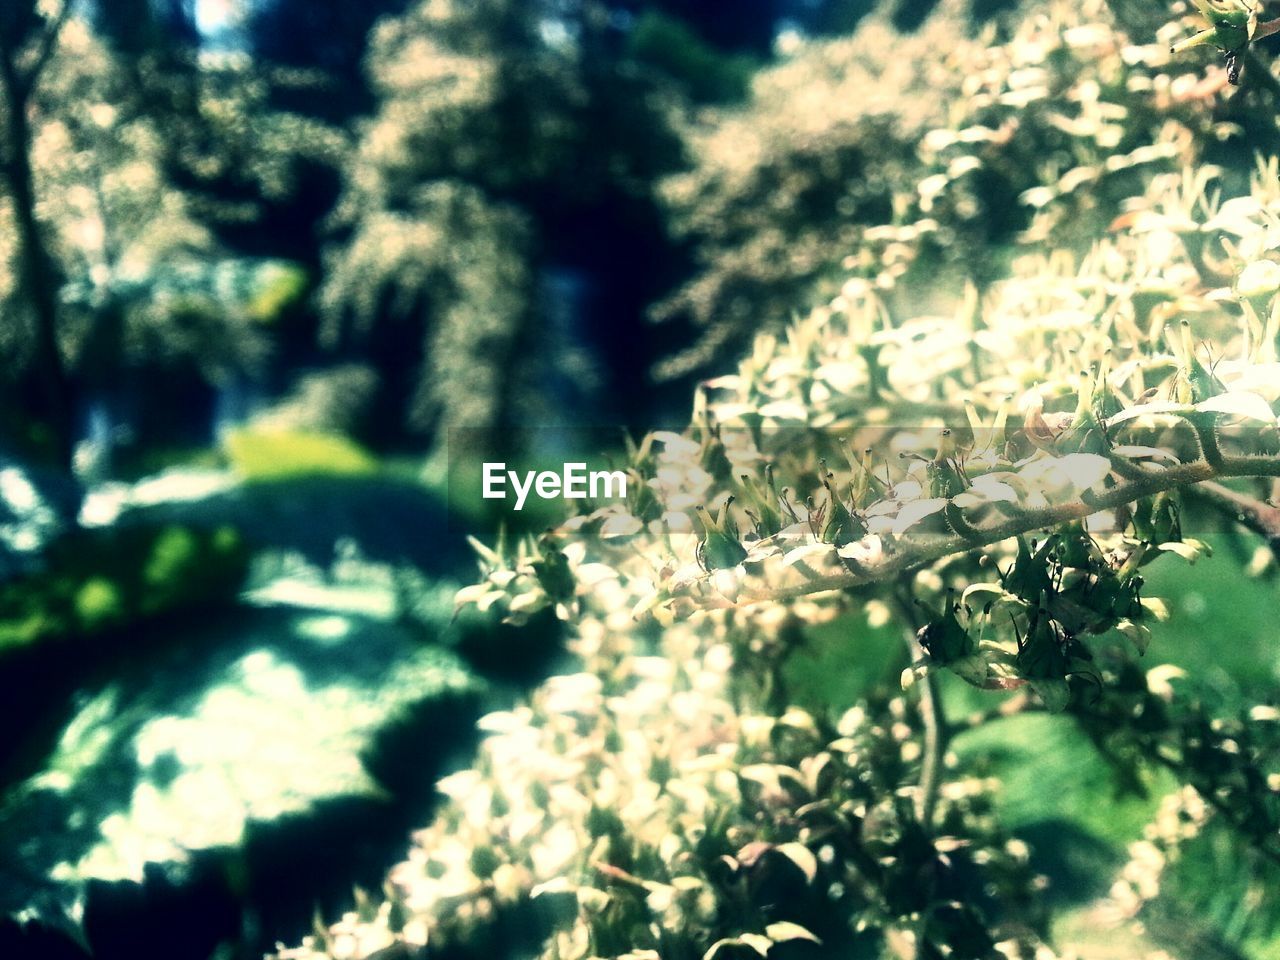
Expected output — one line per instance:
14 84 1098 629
223 428 378 480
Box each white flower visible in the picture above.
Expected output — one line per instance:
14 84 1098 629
837 535 885 566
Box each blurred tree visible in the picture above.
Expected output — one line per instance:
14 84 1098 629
89 0 348 266
321 0 689 451
319 0 567 451
1 3 336 478
0 0 78 471
249 0 414 119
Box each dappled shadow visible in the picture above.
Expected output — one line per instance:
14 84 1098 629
0 596 486 958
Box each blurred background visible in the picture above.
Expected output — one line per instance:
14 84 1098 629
2 0 1279 958
0 0 914 488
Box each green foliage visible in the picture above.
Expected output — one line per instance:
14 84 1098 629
222 428 378 480
627 11 756 104
0 523 249 652
1170 0 1266 68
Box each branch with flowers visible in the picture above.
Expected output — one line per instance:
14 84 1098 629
278 3 1280 959
397 130 1280 960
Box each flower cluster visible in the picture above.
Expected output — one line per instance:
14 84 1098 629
278 642 1053 960
278 3 1280 958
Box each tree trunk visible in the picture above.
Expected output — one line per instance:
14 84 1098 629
0 57 76 474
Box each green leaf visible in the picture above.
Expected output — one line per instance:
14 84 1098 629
960 583 1009 606
1116 619 1150 656
1109 444 1181 463
1029 678 1071 713
1106 402 1196 427
948 651 990 687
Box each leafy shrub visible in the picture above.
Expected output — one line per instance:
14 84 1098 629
0 523 249 653
650 0 1248 381
277 2 1280 959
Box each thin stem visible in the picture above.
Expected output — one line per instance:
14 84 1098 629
892 585 946 831
917 668 944 830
